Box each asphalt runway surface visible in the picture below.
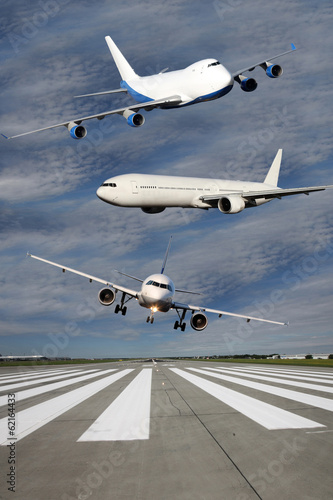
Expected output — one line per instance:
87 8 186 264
0 360 332 500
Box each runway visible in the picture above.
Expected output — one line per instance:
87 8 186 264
0 361 332 499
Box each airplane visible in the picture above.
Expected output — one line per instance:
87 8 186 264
96 149 333 214
2 36 296 140
27 238 286 332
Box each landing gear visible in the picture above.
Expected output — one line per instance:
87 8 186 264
146 315 154 324
114 292 131 316
174 309 187 331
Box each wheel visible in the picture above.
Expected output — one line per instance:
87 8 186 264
174 321 179 330
114 304 120 314
122 306 127 316
151 317 154 324
181 323 186 332
146 316 150 323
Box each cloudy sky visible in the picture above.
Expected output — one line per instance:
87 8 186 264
0 0 332 358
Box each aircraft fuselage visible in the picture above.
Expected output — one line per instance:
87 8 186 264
122 59 234 105
97 173 272 209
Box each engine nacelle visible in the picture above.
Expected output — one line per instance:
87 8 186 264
265 64 283 78
218 195 246 214
240 77 257 92
141 207 166 214
126 113 145 128
98 288 116 306
67 121 87 139
190 312 208 331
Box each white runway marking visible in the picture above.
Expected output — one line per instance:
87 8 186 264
232 367 333 378
221 366 333 382
0 369 133 445
78 369 152 441
0 369 117 407
171 369 324 430
202 367 333 392
189 368 333 413
0 368 101 392
0 368 79 384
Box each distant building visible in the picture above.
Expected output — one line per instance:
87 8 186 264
0 355 48 362
280 353 330 360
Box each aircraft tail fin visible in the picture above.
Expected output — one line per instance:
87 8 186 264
105 36 138 81
264 149 283 187
161 236 172 275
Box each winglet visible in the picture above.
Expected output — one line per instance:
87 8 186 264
291 43 296 51
264 149 283 187
1 134 9 140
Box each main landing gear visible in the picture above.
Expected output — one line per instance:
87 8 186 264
174 309 187 332
114 292 131 316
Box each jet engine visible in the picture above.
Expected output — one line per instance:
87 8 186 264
122 110 145 128
263 63 283 78
190 312 208 331
237 75 257 92
98 288 116 306
218 195 246 214
141 207 166 214
67 121 87 139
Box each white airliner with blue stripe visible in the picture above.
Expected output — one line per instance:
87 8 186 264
2 36 296 140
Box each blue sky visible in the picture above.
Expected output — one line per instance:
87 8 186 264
0 0 332 358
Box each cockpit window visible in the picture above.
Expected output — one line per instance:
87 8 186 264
208 61 221 67
146 280 172 291
102 183 117 187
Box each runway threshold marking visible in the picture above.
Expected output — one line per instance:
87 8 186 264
0 369 117 407
188 368 333 413
0 369 133 445
231 367 333 378
0 368 101 392
171 368 324 430
78 368 152 442
202 367 333 392
218 367 333 383
0 368 82 384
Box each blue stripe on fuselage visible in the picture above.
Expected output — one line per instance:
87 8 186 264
120 82 233 107
120 81 153 103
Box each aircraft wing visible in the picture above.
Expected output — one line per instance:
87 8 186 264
172 301 287 326
232 43 296 78
2 95 182 140
200 185 333 205
28 254 138 298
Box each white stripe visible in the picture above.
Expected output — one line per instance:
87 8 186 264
0 369 117 407
0 369 101 392
223 366 333 381
78 369 152 441
202 367 333 393
171 369 323 430
189 368 333 413
0 368 78 384
232 366 333 378
0 369 133 445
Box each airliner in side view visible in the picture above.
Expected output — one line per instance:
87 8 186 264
96 150 333 214
2 36 296 140
27 238 286 332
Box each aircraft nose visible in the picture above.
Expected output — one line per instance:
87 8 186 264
96 186 106 200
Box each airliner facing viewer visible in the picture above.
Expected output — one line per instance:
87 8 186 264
28 237 286 332
97 150 333 214
2 36 296 140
